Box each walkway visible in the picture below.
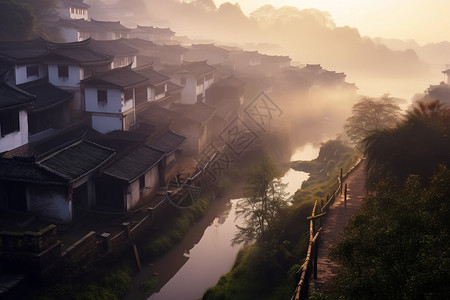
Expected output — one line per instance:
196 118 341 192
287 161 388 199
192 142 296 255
310 160 366 293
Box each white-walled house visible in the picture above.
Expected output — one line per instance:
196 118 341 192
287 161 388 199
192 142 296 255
88 39 138 69
56 18 131 42
184 44 230 66
168 61 215 105
0 140 115 223
57 0 90 20
0 76 35 153
96 145 164 211
0 39 49 85
80 65 150 133
129 25 175 43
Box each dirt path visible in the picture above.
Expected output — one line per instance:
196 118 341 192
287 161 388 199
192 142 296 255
310 160 366 293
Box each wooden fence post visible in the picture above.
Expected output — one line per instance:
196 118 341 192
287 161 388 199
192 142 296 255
344 183 348 206
340 168 343 195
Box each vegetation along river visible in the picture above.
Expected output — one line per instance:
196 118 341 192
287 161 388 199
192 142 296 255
124 143 320 300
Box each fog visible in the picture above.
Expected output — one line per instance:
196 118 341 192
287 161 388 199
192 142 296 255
85 0 447 101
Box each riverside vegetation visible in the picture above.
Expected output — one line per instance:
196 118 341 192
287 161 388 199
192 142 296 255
202 139 359 300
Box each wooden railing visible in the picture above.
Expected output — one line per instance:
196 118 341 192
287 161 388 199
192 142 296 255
291 160 361 300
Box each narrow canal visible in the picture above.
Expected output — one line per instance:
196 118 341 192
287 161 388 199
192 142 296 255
124 143 320 300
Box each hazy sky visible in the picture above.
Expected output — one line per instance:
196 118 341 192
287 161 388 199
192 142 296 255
214 0 449 44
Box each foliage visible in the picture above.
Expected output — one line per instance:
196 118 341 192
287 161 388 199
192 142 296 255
330 167 450 300
36 266 132 300
344 95 402 150
232 153 290 250
0 0 39 40
140 275 159 297
203 140 359 300
364 99 450 189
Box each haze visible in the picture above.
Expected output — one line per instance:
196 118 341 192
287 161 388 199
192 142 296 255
90 0 450 100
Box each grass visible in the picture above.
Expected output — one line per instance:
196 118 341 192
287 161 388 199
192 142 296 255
201 139 359 300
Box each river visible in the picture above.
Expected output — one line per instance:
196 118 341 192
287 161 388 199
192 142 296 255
124 143 320 300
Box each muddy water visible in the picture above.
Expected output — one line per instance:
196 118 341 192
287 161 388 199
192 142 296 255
124 144 319 300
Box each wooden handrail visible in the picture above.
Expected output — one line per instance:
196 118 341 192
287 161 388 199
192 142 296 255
292 159 361 300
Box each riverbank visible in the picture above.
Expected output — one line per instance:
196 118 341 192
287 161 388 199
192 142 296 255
202 139 359 300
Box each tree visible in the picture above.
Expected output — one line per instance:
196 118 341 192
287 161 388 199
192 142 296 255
330 167 450 299
344 95 402 150
364 99 450 189
0 0 39 40
232 153 290 250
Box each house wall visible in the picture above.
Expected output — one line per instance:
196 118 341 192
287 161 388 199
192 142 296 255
59 27 79 43
126 167 159 211
48 64 81 87
112 56 137 69
85 87 122 113
0 110 29 152
91 114 122 134
27 185 72 224
15 64 47 85
180 76 197 105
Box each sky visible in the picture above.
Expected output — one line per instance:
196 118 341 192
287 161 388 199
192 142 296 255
213 0 449 45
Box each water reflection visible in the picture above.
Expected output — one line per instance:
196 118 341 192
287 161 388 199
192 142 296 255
282 143 320 197
148 198 243 300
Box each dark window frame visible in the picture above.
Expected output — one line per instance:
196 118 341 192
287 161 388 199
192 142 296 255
97 89 107 107
26 65 39 78
1 111 20 136
139 175 145 191
58 65 69 78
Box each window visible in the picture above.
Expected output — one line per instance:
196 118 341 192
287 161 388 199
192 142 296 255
139 175 145 190
97 90 107 107
1 111 20 136
58 65 69 78
155 85 165 96
26 65 39 78
180 78 186 85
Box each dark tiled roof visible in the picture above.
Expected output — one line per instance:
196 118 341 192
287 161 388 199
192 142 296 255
90 19 131 32
18 78 73 112
180 61 215 76
166 81 183 93
163 44 188 54
213 75 245 89
80 65 148 88
133 25 175 35
122 38 162 51
46 39 112 65
179 102 215 124
190 44 229 56
38 140 115 183
0 76 35 113
147 130 186 154
135 66 170 86
89 39 138 57
0 39 48 62
62 0 90 9
0 157 65 185
138 104 177 128
103 145 163 183
262 54 291 63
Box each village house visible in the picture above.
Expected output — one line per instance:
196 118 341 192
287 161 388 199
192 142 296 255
160 44 189 66
56 18 131 42
57 0 90 21
172 102 216 155
18 78 74 143
184 44 230 66
0 39 50 86
259 54 292 76
88 38 138 69
0 74 35 153
0 136 116 223
206 75 246 136
166 60 216 105
122 38 164 68
129 25 175 44
134 65 172 111
80 65 149 134
225 50 263 74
